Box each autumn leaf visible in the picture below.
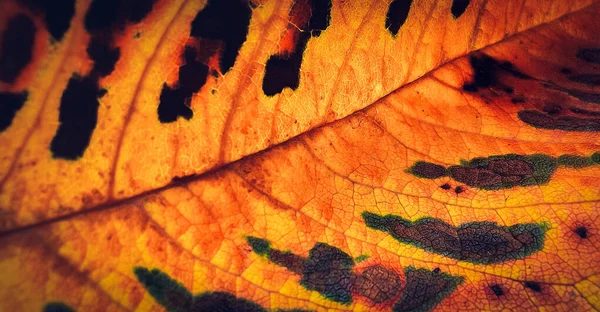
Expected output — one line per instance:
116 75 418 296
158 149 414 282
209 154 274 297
2 0 600 311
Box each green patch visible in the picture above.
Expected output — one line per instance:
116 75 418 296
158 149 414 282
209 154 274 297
355 254 370 262
246 236 271 256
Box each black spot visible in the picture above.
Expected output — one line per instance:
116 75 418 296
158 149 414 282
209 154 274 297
518 110 600 132
0 91 28 132
560 68 572 75
577 48 600 64
393 267 463 312
574 226 588 239
454 186 464 194
84 0 122 32
19 0 75 41
157 46 208 123
190 0 252 74
451 0 470 18
192 292 266 312
43 302 74 312
309 0 332 37
409 161 447 179
463 54 498 91
126 0 158 24
386 0 413 36
50 75 101 160
524 281 542 293
87 37 120 77
0 14 36 83
490 284 504 297
355 265 401 303
441 183 451 190
301 243 354 304
362 212 547 264
262 0 332 96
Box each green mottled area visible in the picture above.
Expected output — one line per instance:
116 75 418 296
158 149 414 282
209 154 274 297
355 254 370 262
393 267 463 312
362 212 547 264
43 302 75 312
408 152 600 190
247 236 271 255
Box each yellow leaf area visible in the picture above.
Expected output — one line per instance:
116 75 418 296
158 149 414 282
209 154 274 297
3 1 600 311
0 0 594 232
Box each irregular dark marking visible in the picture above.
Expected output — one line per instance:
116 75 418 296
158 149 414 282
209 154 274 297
409 154 569 190
560 68 572 75
568 74 600 86
463 54 530 92
518 110 600 132
19 0 75 41
50 75 103 159
441 183 451 190
86 38 120 77
386 0 413 36
362 212 547 264
0 91 28 132
135 267 268 312
301 243 354 304
134 267 193 312
0 14 36 83
451 0 470 18
43 302 74 312
542 104 562 115
157 47 208 123
577 48 600 64
570 107 600 116
84 0 121 32
192 292 266 312
393 267 463 312
269 249 305 275
574 226 588 239
262 0 332 96
190 0 252 74
543 84 600 104
454 186 464 194
503 86 514 94
490 284 504 297
524 281 542 293
408 161 447 179
355 265 401 303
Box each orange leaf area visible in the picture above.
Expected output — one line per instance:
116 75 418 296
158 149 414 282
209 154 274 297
0 0 593 231
2 0 600 311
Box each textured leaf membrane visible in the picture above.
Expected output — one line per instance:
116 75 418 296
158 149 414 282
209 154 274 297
1 0 600 311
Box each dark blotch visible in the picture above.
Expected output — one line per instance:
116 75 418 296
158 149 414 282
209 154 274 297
393 267 463 312
84 0 121 32
301 243 354 304
0 91 28 132
157 47 207 123
518 110 600 132
134 267 193 311
577 48 600 64
570 107 600 117
262 0 332 96
0 14 36 83
463 54 498 91
524 281 542 293
490 284 504 297
454 186 464 194
50 75 101 160
127 0 159 24
568 74 600 86
409 161 447 179
192 292 266 312
574 226 588 239
362 212 546 264
87 38 120 77
20 0 75 41
190 0 252 74
441 183 451 190
451 0 470 18
560 68 572 75
386 0 413 36
269 249 305 275
542 104 562 115
43 302 74 312
355 265 402 303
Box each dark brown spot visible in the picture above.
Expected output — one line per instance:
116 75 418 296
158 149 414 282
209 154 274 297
577 48 600 64
269 249 305 274
355 265 401 303
441 183 451 190
490 284 503 297
574 226 588 239
524 281 542 293
410 161 447 179
454 186 464 194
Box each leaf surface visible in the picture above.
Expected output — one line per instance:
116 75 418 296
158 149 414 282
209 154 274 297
2 0 600 311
